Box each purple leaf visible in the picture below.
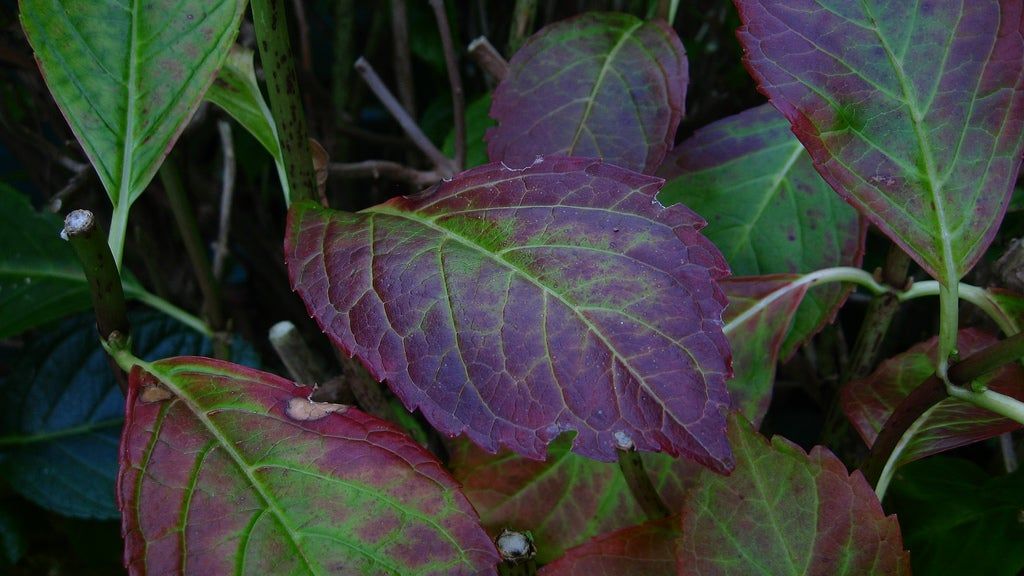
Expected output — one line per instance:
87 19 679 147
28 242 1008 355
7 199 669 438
677 415 910 575
842 328 1024 465
657 104 866 356
486 13 687 174
118 357 498 575
735 0 1024 283
286 157 733 470
538 517 679 576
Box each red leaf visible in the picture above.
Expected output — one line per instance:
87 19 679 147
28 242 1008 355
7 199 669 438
286 157 733 470
539 517 679 576
736 0 1024 283
677 415 910 575
118 357 498 575
487 13 687 174
842 328 1024 464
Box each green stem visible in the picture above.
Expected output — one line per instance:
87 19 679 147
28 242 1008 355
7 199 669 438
901 281 1020 336
159 160 229 359
937 282 960 379
724 267 888 335
946 385 1024 426
252 0 317 205
616 439 669 520
126 289 212 337
63 210 130 341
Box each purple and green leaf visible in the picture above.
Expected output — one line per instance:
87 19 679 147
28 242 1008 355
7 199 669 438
842 328 1024 465
486 12 686 174
119 357 498 575
677 414 910 575
538 517 678 576
658 104 865 356
286 157 733 469
735 0 1024 283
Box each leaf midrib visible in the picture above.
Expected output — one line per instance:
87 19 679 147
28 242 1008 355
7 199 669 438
567 20 644 154
145 363 321 576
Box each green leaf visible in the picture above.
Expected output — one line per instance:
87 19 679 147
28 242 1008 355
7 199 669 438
677 415 910 575
0 311 257 519
206 44 289 200
19 0 248 261
538 517 678 575
443 94 494 169
448 434 646 564
119 357 499 574
658 104 865 356
0 185 208 338
889 457 1024 576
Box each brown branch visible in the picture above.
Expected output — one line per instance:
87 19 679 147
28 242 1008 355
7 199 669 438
354 57 455 175
213 120 236 280
468 36 509 82
390 0 417 118
329 160 440 187
429 0 466 170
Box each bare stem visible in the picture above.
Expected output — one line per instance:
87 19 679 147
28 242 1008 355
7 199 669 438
329 160 440 187
468 36 509 82
159 160 229 360
268 321 332 385
213 120 236 280
252 0 317 205
846 246 912 381
355 57 455 175
429 0 466 170
390 0 417 118
948 331 1024 385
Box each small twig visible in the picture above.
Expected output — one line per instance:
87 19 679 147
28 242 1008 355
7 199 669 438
159 159 229 360
62 209 130 394
508 0 538 54
429 0 466 170
468 36 509 82
252 0 318 205
355 57 455 175
329 160 440 187
1000 433 1019 473
213 121 236 280
616 436 670 520
268 321 333 385
390 0 417 118
47 164 92 212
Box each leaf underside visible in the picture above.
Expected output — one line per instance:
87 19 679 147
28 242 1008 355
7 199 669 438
677 415 910 576
119 357 498 575
658 104 865 356
20 0 246 209
842 328 1024 465
736 0 1024 282
286 157 734 470
486 12 687 174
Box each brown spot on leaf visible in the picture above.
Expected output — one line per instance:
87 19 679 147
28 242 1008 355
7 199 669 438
140 385 173 403
285 397 348 421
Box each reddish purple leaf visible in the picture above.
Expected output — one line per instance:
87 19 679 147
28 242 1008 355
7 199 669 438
286 157 733 470
736 0 1024 283
657 104 866 356
538 517 679 576
842 328 1024 465
448 435 645 564
118 357 498 575
677 415 910 575
486 13 687 174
